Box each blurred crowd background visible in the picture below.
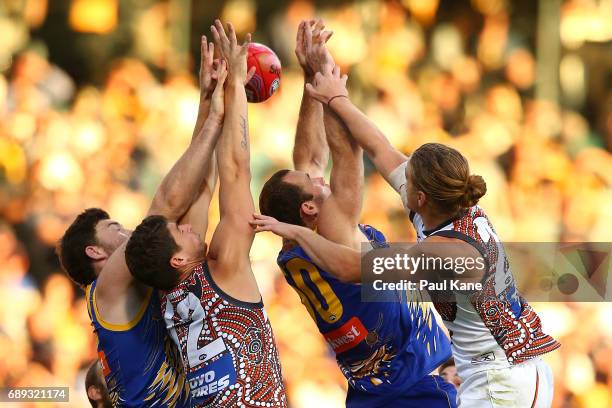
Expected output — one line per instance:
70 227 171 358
0 0 611 407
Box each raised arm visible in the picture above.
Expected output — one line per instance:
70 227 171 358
97 42 226 296
207 21 255 272
180 34 256 237
294 23 364 246
306 74 408 184
147 38 225 222
293 20 332 177
191 36 217 139
178 36 220 236
317 67 364 246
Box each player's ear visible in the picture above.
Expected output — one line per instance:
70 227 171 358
416 191 427 208
170 255 187 269
300 200 317 216
85 246 107 261
87 385 101 401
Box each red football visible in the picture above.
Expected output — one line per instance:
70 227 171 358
245 42 281 103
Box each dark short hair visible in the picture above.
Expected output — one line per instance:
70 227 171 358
259 169 314 227
57 208 110 287
125 215 181 291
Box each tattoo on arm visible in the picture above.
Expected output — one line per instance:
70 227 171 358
240 116 248 150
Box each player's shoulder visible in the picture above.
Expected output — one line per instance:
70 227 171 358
277 242 311 265
96 265 151 311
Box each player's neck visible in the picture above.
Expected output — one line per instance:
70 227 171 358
303 216 317 230
177 255 206 281
282 220 315 249
420 209 460 231
93 260 105 276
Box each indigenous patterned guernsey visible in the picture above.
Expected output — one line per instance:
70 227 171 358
278 224 453 405
409 205 561 380
162 262 287 408
86 280 191 407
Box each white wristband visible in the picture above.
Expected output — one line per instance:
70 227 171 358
388 160 409 194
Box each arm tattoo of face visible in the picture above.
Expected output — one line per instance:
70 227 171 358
240 116 248 150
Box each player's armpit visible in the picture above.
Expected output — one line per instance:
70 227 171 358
206 214 261 303
316 199 360 248
207 213 254 263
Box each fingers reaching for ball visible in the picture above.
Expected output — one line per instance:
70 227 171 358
206 19 281 103
198 36 217 99
296 19 335 78
211 19 251 83
319 30 333 44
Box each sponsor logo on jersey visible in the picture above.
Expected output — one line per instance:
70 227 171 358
98 350 111 376
471 351 496 364
187 338 237 400
323 317 367 354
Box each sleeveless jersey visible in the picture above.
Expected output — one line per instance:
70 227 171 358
86 280 190 407
277 224 452 396
161 262 287 407
410 206 561 379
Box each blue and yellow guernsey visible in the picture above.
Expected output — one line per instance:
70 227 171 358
277 224 452 398
86 279 191 407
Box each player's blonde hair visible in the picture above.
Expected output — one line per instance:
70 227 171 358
409 143 486 212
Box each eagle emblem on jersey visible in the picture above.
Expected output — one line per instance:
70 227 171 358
342 343 396 386
339 314 397 387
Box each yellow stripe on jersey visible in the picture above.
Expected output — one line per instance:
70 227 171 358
86 284 93 318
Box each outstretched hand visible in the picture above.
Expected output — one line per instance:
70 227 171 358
296 19 334 78
249 214 298 240
210 20 255 84
198 35 220 100
305 65 348 106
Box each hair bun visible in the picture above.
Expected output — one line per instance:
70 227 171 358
461 174 487 208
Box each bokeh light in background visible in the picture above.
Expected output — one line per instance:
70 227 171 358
0 0 611 406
